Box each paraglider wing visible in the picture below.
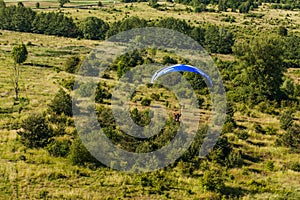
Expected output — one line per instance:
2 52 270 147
150 64 213 87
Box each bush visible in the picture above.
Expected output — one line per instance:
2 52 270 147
69 138 98 165
17 114 53 148
141 98 151 106
265 160 275 171
48 89 72 116
97 1 102 7
265 126 277 135
225 150 243 168
279 110 293 130
64 56 80 74
253 123 266 134
277 124 300 152
150 93 160 101
162 56 177 64
46 139 71 157
237 130 249 140
201 167 225 193
289 162 300 172
35 2 40 9
95 83 111 103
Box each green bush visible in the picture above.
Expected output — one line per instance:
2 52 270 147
69 138 98 166
17 114 53 148
265 160 275 171
97 1 102 7
277 124 300 152
141 98 151 106
279 110 294 130
289 162 300 172
225 150 243 168
150 93 160 101
237 130 249 140
265 126 277 135
48 89 72 116
46 139 71 157
64 56 80 74
200 167 225 193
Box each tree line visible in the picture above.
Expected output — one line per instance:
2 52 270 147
0 3 234 54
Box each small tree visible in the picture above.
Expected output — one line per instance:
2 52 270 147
58 0 70 7
97 1 102 7
201 167 225 193
17 114 53 148
64 56 80 73
11 44 28 101
279 110 293 130
0 0 6 8
278 26 288 36
48 89 73 116
35 2 40 9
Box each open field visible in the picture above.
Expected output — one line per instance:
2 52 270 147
0 1 300 199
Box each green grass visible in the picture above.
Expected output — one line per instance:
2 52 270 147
0 2 300 199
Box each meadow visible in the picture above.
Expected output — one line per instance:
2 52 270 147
0 1 299 199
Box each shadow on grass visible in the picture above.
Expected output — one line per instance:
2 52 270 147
246 140 267 147
222 186 248 198
242 153 262 164
24 62 55 68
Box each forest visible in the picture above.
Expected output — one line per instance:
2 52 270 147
0 0 299 199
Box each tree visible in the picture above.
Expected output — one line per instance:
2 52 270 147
64 56 80 73
218 0 227 11
69 138 99 165
279 109 293 130
200 167 225 193
278 26 288 36
0 0 6 8
277 124 300 153
48 89 72 116
281 78 294 97
58 0 70 7
190 26 205 45
148 0 158 8
205 25 234 54
17 114 53 148
233 36 286 103
79 17 109 40
11 44 28 101
97 1 103 6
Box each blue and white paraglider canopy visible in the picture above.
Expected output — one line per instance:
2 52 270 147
150 64 213 87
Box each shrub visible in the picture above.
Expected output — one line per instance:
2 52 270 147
237 130 249 140
265 160 275 171
277 124 300 152
69 138 98 165
162 56 177 65
253 123 266 134
97 1 102 7
141 98 151 106
279 110 293 130
225 150 243 168
35 2 40 9
201 167 225 193
48 89 72 116
150 93 160 101
95 83 111 103
265 126 277 135
17 114 53 148
289 162 300 172
46 139 71 157
64 56 80 74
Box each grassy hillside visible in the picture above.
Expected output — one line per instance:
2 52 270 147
0 1 300 199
